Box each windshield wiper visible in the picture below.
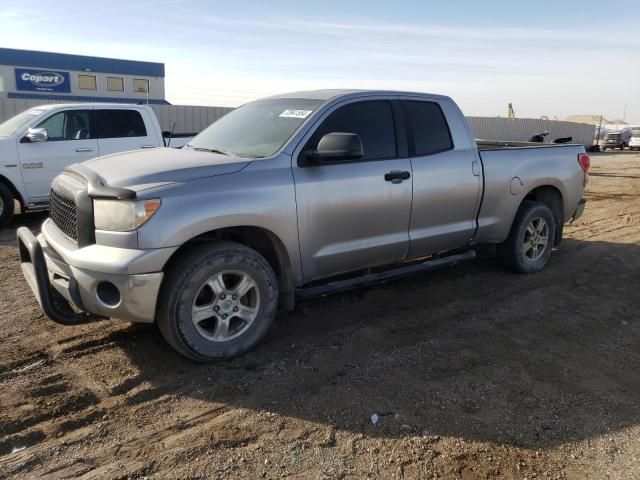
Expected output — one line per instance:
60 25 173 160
192 147 231 156
185 144 261 158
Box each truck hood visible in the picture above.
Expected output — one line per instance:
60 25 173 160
81 147 252 191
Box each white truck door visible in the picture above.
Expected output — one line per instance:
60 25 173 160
95 108 157 156
18 108 97 203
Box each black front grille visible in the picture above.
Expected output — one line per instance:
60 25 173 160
50 189 78 240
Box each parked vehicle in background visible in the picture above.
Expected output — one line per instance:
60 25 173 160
601 130 631 151
629 129 640 151
0 104 171 227
17 89 589 362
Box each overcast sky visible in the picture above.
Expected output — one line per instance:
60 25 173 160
1 0 639 122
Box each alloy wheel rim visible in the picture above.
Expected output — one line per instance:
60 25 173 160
523 217 549 261
191 270 260 342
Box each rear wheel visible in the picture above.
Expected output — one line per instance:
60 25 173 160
0 183 15 228
157 241 278 362
496 201 556 273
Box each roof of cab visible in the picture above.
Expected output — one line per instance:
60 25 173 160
26 103 150 110
267 89 452 102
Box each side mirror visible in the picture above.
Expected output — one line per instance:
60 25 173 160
307 132 363 162
23 127 48 143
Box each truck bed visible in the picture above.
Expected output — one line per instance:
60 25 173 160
474 142 586 244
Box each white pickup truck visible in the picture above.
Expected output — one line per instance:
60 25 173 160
0 103 184 227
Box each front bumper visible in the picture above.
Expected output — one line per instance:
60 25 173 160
17 225 170 325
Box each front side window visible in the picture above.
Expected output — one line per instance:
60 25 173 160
95 110 147 138
78 75 97 90
404 101 453 156
133 78 149 93
304 101 397 161
107 77 124 91
189 98 324 158
36 110 93 141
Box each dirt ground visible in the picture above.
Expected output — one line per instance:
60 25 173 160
1 152 640 479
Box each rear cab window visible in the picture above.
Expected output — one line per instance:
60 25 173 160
95 109 147 138
303 100 397 162
404 101 453 156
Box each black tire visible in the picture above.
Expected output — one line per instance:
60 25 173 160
157 241 278 362
496 200 556 273
0 183 15 228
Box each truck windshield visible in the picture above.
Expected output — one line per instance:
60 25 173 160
187 98 324 158
0 109 46 138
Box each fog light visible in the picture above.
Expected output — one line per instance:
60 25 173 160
96 281 121 307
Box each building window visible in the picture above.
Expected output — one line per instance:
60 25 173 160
106 77 124 92
78 75 97 90
132 78 149 94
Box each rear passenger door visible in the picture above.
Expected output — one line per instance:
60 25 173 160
292 100 413 282
95 109 156 156
403 99 482 257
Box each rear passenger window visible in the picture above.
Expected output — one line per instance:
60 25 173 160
95 110 147 138
405 101 453 156
306 101 396 161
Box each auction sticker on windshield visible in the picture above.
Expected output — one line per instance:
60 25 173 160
279 109 312 119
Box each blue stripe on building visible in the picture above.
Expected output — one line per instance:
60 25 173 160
0 48 164 77
7 92 170 105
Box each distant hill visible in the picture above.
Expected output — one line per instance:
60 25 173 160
564 115 627 125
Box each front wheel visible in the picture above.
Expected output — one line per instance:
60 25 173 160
157 241 279 362
0 183 15 228
496 201 556 273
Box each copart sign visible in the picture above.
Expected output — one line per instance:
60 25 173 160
15 68 71 93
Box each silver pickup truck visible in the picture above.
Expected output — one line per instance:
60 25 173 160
17 90 589 361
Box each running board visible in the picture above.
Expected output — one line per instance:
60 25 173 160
295 250 476 300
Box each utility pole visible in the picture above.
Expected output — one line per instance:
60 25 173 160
596 115 603 149
623 104 627 123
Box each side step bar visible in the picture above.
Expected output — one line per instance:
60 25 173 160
295 250 476 300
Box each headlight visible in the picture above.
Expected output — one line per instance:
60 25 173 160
94 199 161 231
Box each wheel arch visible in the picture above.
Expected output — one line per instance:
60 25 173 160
0 174 25 210
520 185 564 246
162 225 296 310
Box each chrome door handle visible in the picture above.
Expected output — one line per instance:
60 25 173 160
75 148 94 152
140 145 155 149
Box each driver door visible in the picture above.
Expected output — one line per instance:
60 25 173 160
292 100 413 282
18 108 97 203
